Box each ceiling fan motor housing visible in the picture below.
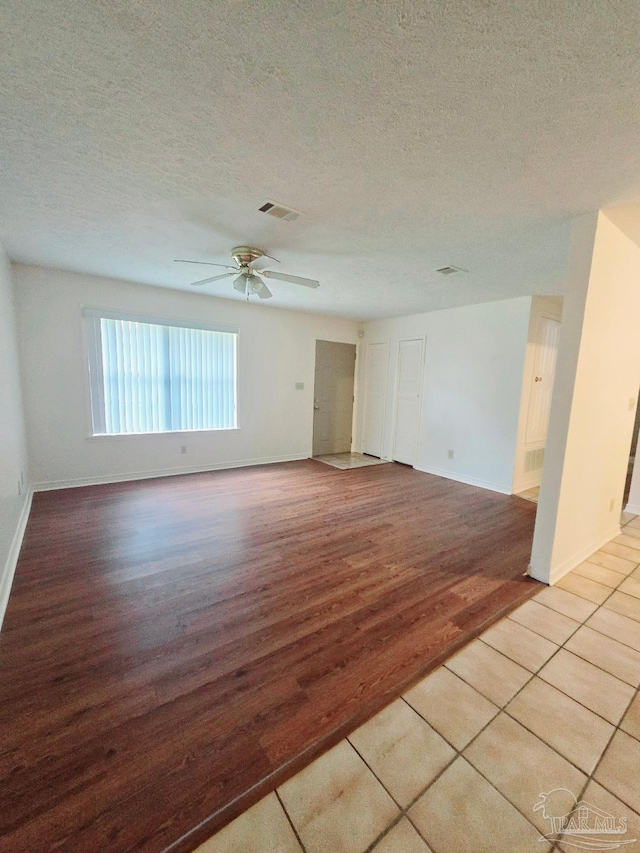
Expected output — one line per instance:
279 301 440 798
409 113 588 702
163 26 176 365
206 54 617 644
231 246 263 267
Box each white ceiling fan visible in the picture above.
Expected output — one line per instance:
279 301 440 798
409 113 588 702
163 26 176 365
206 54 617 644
174 246 319 299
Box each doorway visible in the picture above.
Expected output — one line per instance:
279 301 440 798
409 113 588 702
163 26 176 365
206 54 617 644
312 340 356 457
624 389 640 507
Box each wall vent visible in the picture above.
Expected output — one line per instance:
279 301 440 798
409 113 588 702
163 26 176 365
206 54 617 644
524 447 545 474
436 265 464 275
258 201 302 222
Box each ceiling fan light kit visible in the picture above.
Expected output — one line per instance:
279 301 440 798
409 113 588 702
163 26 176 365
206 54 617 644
175 246 319 300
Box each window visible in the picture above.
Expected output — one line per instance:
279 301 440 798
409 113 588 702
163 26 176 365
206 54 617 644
84 310 238 435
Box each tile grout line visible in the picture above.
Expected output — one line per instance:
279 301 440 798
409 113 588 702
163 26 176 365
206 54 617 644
335 660 554 849
345 723 473 852
344 737 406 812
394 662 556 841
551 686 640 847
349 708 543 853
359 814 407 853
274 789 308 853
478 593 638 726
278 733 410 853
397 689 557 850
511 599 640 655
574 562 627 585
509 565 640 657
418 633 581 838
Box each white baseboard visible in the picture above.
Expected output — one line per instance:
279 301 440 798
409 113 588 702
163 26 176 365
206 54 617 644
32 454 310 492
530 524 622 586
0 490 33 631
413 465 511 495
625 501 640 516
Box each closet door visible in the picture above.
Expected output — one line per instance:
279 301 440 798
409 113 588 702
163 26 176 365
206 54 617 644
525 317 560 444
362 342 389 457
393 338 424 465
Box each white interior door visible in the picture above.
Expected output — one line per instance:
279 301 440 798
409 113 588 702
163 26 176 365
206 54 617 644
525 317 560 443
312 340 356 456
393 338 424 465
362 342 389 458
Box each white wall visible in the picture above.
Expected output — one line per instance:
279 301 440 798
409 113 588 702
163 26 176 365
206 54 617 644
0 246 30 626
12 264 359 489
356 297 532 494
531 212 640 584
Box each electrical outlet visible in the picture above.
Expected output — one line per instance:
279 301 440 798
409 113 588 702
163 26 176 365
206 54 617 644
609 498 615 512
448 450 454 460
181 445 187 454
295 382 304 391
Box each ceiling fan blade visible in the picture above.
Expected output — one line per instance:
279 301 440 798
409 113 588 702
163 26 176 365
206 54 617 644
261 270 319 289
233 274 247 294
175 259 238 270
191 272 235 286
248 274 272 299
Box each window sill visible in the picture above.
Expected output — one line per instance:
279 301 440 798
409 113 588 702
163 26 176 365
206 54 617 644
86 428 242 441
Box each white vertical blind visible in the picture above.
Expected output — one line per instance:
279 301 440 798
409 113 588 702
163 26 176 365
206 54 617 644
85 313 237 435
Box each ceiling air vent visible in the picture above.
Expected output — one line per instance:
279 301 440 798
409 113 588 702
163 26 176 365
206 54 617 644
258 201 302 222
436 265 464 275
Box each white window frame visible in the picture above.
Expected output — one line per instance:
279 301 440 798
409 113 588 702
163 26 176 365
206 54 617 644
83 308 240 437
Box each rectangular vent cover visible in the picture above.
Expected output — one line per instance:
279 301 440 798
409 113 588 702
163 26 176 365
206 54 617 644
258 201 302 222
436 265 463 275
524 447 545 474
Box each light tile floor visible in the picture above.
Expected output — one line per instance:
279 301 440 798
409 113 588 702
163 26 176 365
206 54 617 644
313 453 390 470
516 485 540 504
195 514 640 853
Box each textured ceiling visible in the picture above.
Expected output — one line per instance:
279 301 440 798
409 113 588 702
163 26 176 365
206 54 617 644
2 1 640 319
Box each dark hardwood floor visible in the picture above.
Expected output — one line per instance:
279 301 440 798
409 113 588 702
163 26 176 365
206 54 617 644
0 461 539 853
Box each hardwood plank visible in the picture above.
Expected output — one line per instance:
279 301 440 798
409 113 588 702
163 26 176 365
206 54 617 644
0 460 538 852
